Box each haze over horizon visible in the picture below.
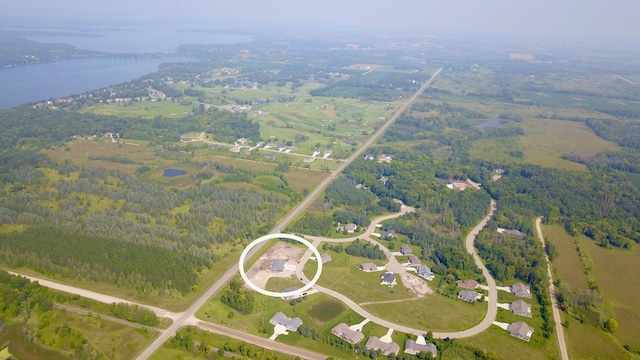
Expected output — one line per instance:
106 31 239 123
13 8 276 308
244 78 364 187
2 0 639 49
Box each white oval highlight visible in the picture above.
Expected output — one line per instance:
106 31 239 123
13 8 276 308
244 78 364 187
238 233 322 298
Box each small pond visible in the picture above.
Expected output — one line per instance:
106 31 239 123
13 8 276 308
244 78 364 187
163 168 187 177
477 120 506 132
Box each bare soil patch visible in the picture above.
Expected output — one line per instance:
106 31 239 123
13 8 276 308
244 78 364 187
245 242 304 289
401 273 433 297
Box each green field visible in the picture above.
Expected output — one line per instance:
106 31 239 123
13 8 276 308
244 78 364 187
544 224 590 290
579 236 640 350
460 325 559 360
565 318 631 360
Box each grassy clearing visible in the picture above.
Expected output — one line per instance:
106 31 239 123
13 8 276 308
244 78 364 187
625 171 640 191
544 224 590 289
81 100 195 119
460 325 558 360
565 318 631 360
312 247 414 303
470 137 523 166
579 236 640 350
363 294 487 332
520 119 619 171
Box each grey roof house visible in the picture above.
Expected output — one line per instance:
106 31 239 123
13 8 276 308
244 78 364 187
508 321 534 341
331 323 364 344
404 340 437 357
408 255 421 266
458 290 480 303
270 259 287 272
345 223 357 233
269 312 302 331
511 283 532 298
365 336 400 356
400 245 413 255
510 300 532 317
381 272 397 287
416 265 432 278
358 262 378 272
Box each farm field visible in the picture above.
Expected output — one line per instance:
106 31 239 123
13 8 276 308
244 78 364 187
579 235 640 351
544 224 590 290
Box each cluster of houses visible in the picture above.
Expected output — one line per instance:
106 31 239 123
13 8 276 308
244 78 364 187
455 280 535 341
331 323 437 357
363 153 393 163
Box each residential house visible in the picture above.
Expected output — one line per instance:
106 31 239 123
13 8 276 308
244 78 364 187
236 138 247 145
497 228 525 239
358 263 378 272
378 154 393 163
345 223 357 233
286 146 298 153
365 336 400 356
458 290 480 303
264 153 278 159
281 286 301 300
456 280 478 289
404 340 437 357
510 300 532 317
269 312 302 331
400 245 413 255
511 283 532 298
364 153 375 160
320 253 332 264
264 142 278 149
277 145 287 152
243 148 252 155
380 230 396 240
381 272 397 287
270 259 287 272
323 149 333 157
416 265 432 279
408 255 421 266
331 323 364 344
355 183 364 189
209 143 221 149
507 321 534 341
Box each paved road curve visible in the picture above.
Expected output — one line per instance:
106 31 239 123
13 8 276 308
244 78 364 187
535 217 570 360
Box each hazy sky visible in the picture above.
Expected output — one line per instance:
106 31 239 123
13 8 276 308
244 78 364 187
3 0 639 47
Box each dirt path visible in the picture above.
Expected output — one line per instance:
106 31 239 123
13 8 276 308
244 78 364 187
358 297 420 306
7 271 180 321
536 217 569 360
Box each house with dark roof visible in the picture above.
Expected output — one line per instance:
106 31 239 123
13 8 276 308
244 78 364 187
400 245 413 255
416 265 432 279
458 290 480 303
365 336 399 356
457 280 478 289
508 321 534 341
380 230 396 239
269 312 302 331
510 300 532 317
270 259 287 272
511 283 532 298
281 286 301 300
358 263 378 272
331 323 364 344
404 340 437 357
381 272 397 287
408 255 421 266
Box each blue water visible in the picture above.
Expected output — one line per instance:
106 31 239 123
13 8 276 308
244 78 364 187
0 57 195 109
163 169 187 177
26 29 252 53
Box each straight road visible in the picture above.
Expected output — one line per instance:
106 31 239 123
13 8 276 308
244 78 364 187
535 217 570 360
136 69 443 360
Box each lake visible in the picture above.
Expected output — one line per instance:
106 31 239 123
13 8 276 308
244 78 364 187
163 169 187 177
0 57 193 109
25 29 253 53
0 26 253 108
